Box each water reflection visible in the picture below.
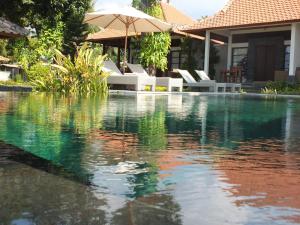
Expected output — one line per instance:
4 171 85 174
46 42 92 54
1 92 300 224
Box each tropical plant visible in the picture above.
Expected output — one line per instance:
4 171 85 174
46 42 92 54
263 81 300 95
266 81 288 91
261 87 278 95
136 1 171 75
30 43 109 94
11 23 64 71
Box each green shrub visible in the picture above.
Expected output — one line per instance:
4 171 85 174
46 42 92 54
266 81 287 91
263 81 300 95
138 3 171 75
29 44 109 94
12 23 64 70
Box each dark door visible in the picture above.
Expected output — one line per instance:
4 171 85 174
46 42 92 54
254 45 276 81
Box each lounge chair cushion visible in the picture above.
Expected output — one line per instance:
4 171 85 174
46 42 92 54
127 63 149 77
177 69 197 83
103 60 123 76
195 70 211 81
0 71 11 81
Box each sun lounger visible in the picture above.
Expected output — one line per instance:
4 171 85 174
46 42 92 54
195 70 241 92
0 71 11 81
103 61 156 91
177 69 225 92
127 63 183 92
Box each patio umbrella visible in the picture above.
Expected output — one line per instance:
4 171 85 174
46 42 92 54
0 55 10 63
84 4 172 72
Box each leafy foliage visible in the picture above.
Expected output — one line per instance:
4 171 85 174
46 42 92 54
0 40 8 56
30 44 109 95
11 23 64 70
133 1 171 74
0 0 92 54
140 32 171 73
262 81 300 95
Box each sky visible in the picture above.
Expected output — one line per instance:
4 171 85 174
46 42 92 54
94 0 228 20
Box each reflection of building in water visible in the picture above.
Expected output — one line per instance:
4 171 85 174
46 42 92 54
284 100 300 151
0 92 15 113
214 139 300 222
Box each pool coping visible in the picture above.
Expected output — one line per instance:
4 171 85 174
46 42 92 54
109 90 300 99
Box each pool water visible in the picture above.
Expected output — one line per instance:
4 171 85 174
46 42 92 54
1 92 300 225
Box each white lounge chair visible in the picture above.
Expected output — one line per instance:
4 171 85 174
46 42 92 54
195 70 241 92
103 60 156 91
127 63 183 92
0 71 11 81
177 69 224 92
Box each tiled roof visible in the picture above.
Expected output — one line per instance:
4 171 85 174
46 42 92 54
160 2 195 27
183 0 300 31
0 17 28 38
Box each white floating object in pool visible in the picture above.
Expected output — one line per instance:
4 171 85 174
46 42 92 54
114 161 148 174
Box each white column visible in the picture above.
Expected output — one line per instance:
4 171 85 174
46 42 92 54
204 30 210 75
227 34 232 69
289 23 300 76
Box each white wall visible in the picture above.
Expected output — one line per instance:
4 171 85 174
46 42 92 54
289 23 300 76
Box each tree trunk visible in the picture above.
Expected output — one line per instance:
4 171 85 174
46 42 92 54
148 64 156 76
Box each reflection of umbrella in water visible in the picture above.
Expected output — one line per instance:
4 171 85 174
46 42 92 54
84 4 171 73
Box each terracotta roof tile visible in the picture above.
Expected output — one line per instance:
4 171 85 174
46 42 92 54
183 0 300 31
160 2 195 27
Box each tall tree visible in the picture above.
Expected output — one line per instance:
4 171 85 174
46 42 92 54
132 0 171 75
0 0 93 54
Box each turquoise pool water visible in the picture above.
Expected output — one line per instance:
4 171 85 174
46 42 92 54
1 92 300 225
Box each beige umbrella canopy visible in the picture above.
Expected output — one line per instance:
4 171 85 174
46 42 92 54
84 4 171 72
0 55 10 63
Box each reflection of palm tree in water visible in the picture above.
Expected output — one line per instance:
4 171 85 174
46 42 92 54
0 93 108 184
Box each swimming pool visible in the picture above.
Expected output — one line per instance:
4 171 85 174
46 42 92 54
0 92 300 225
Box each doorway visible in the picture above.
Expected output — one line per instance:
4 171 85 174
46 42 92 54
254 45 276 81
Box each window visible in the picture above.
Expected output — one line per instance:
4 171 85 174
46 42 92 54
169 50 182 70
232 47 248 79
232 48 248 67
284 45 290 71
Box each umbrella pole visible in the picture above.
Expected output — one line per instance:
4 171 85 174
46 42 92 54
123 25 129 74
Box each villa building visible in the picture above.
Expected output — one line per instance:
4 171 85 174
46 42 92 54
0 17 27 38
87 1 205 74
182 0 300 84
